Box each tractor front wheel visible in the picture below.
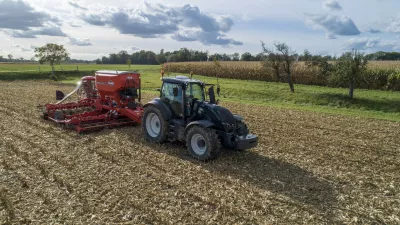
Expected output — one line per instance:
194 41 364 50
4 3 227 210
186 126 221 161
142 106 169 143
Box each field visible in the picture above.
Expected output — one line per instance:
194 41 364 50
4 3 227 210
0 63 399 121
167 61 400 91
0 80 399 224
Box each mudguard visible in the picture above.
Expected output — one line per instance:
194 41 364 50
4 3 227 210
143 99 172 121
185 120 215 134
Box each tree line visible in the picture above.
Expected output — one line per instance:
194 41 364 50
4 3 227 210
1 48 399 65
94 48 342 65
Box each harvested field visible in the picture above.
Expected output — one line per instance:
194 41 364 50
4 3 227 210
0 81 399 224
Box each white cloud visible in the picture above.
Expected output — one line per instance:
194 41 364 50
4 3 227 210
323 0 342 11
342 38 400 51
0 0 64 39
67 37 92 46
68 1 88 11
365 28 382 33
130 46 140 51
325 33 337 39
387 16 400 33
78 2 242 46
306 13 360 36
8 26 67 38
11 44 32 52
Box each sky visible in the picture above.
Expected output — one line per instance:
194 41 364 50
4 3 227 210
0 0 400 60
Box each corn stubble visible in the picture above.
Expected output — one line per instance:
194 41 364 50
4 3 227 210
0 81 399 224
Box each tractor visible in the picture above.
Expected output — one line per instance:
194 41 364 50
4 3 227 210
142 75 258 160
40 70 258 160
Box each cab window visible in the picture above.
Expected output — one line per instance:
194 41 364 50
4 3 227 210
161 82 183 117
186 83 204 102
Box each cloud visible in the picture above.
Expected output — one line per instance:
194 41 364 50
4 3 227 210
68 1 88 10
0 0 60 30
172 30 243 46
306 13 361 36
8 27 67 38
67 37 92 46
78 2 241 46
323 0 342 11
342 38 399 51
366 28 382 33
0 0 66 38
387 16 400 33
11 44 32 52
81 14 107 26
325 33 337 39
69 23 82 28
130 46 140 51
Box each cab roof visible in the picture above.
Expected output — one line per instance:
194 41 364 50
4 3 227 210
162 75 204 85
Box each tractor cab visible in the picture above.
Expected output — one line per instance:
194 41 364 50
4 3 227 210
160 75 217 118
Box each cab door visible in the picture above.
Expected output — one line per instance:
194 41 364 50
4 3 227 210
161 82 184 117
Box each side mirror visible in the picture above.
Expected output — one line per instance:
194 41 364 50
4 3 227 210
56 90 65 100
208 86 216 104
173 87 179 97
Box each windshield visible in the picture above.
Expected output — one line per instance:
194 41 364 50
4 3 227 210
186 83 204 101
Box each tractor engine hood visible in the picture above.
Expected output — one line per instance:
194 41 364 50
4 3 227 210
200 103 239 132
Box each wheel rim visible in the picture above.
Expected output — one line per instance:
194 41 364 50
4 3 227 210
191 133 207 155
145 113 161 137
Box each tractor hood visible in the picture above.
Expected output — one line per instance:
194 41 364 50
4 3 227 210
199 102 239 132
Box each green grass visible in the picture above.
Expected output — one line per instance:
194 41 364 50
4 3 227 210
1 63 399 121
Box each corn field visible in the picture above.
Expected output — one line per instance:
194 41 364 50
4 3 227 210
165 61 400 91
0 80 399 224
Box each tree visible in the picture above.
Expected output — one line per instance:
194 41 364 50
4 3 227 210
274 42 295 93
7 54 13 61
333 50 368 99
34 44 69 79
305 55 333 85
303 49 312 61
156 49 167 64
146 51 157 64
240 52 254 61
262 41 296 93
232 53 240 61
126 59 131 69
261 42 282 82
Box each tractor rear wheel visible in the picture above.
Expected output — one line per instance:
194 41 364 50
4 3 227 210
142 106 169 143
186 126 221 161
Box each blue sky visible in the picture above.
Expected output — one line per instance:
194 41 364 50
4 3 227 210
0 0 399 60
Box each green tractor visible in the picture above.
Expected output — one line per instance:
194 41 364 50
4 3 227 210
142 75 258 160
